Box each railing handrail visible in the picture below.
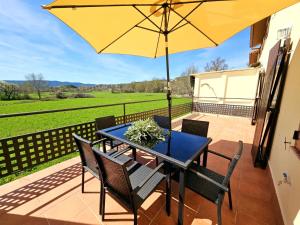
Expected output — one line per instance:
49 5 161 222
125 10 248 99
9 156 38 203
0 102 192 141
0 98 187 119
193 96 255 101
0 102 193 177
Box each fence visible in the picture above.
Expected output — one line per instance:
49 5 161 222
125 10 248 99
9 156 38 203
0 101 192 177
192 96 254 118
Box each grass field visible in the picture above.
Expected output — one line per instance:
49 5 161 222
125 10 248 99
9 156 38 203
0 92 190 138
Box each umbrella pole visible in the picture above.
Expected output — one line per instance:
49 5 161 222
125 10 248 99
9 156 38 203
163 4 172 131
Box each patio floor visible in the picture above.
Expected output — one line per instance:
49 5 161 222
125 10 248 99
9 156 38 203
0 113 283 225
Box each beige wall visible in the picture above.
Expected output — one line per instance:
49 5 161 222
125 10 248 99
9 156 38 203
259 3 300 225
192 68 259 106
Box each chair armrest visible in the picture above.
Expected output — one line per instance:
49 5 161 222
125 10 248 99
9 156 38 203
91 139 106 146
189 168 228 192
133 163 165 193
111 147 132 158
207 149 232 161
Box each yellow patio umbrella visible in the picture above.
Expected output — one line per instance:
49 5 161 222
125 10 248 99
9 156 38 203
43 0 299 129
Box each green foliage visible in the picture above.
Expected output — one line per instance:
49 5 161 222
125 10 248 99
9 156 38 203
0 82 20 100
125 118 167 148
71 93 95 98
172 65 198 96
25 73 48 100
111 79 166 93
56 91 68 99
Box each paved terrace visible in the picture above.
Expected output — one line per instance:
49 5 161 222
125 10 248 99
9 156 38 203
0 113 283 225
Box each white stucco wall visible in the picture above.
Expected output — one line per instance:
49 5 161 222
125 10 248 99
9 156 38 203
258 3 300 225
193 68 259 106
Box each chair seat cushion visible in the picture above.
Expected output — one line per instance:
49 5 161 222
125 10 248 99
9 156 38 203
129 165 165 207
186 163 225 203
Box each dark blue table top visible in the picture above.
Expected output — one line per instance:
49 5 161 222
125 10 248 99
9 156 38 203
97 124 211 169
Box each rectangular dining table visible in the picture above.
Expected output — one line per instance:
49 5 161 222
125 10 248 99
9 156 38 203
97 123 212 225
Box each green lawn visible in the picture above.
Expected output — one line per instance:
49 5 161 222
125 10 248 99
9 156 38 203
0 92 191 138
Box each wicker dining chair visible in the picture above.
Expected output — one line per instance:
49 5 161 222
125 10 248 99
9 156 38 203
181 119 209 166
181 119 209 137
73 134 134 214
95 115 123 152
185 141 243 225
92 148 167 225
153 115 171 129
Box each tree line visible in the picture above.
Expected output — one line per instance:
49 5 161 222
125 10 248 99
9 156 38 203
95 57 228 96
0 57 228 100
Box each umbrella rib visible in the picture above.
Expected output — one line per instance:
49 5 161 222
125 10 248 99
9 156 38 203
136 25 161 33
169 6 218 46
133 6 163 32
169 2 203 33
171 0 233 6
167 0 173 26
154 12 165 58
43 4 163 9
98 6 163 54
43 0 232 9
171 22 189 33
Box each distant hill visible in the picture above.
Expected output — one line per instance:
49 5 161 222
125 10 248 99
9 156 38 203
4 80 96 87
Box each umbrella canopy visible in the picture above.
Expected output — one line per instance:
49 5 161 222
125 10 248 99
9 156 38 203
43 0 299 131
44 0 298 57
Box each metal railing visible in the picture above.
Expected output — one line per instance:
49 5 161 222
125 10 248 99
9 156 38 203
0 95 257 178
192 96 255 101
0 99 192 177
192 96 255 118
0 98 169 119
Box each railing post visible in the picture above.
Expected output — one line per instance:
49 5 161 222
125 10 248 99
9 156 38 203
191 95 194 113
123 103 126 124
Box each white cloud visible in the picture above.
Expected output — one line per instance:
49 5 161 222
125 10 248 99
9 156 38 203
0 0 250 84
0 0 162 83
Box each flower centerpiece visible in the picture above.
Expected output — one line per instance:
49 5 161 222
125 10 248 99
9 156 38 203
125 118 166 148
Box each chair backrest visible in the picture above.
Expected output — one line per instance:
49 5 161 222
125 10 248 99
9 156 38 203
181 119 209 137
153 115 170 129
92 149 132 204
95 116 116 130
222 141 243 187
73 133 100 177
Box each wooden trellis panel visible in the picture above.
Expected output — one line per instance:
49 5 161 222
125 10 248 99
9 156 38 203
0 103 192 177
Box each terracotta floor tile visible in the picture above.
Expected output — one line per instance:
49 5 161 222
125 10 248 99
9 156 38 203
140 189 165 218
237 194 276 225
190 217 214 225
0 114 284 225
238 179 273 202
152 198 197 225
43 195 86 221
23 215 50 225
0 213 32 225
235 211 269 225
71 208 101 225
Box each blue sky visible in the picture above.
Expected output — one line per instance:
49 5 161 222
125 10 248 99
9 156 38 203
0 0 250 84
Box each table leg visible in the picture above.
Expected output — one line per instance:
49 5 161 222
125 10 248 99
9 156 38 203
178 169 186 225
202 146 208 167
132 147 136 161
103 140 107 153
166 164 171 216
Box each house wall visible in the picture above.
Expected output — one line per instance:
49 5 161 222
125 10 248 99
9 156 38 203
258 3 300 225
193 68 259 106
